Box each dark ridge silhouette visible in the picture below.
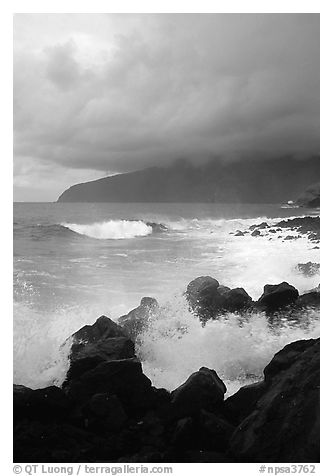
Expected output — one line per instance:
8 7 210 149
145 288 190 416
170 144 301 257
57 156 319 203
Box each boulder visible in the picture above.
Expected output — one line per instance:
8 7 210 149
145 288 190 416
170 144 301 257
14 385 71 423
186 276 221 319
256 281 299 311
186 277 253 318
275 217 320 241
170 367 226 418
295 291 320 309
186 276 219 307
85 393 128 432
234 230 245 236
198 409 235 451
230 338 319 462
171 417 196 449
257 222 269 229
223 381 266 425
216 287 253 313
296 262 320 277
65 358 154 415
64 316 135 384
118 297 159 340
251 230 261 237
263 338 318 383
71 315 126 343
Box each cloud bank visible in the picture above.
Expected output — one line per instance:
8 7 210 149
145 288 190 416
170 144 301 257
14 13 319 201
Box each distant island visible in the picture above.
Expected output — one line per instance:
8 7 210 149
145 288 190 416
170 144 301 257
57 156 319 203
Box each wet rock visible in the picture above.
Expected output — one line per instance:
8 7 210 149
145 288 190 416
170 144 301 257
275 217 320 241
185 276 221 319
171 417 196 448
257 222 269 229
216 287 253 313
186 276 219 307
64 316 135 384
198 409 235 451
71 315 126 343
296 262 320 277
118 297 159 340
263 338 318 383
230 338 319 462
14 385 71 423
234 230 245 236
295 291 320 309
256 281 299 311
251 230 261 237
224 381 266 425
170 367 226 418
284 235 297 240
65 358 154 415
85 393 128 432
146 222 168 233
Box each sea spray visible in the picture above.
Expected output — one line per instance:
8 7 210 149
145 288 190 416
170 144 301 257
62 219 153 240
136 295 320 395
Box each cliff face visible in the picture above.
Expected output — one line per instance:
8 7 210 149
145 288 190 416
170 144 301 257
57 156 319 203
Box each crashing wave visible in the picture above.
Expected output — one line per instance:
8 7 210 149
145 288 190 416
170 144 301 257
61 219 163 240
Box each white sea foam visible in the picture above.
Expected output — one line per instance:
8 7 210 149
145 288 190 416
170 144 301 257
13 296 320 395
137 295 320 395
14 210 320 393
62 219 153 240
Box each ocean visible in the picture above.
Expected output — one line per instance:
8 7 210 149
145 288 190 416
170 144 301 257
13 202 320 395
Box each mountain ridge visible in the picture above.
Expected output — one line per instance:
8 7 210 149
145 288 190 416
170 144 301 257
57 156 319 203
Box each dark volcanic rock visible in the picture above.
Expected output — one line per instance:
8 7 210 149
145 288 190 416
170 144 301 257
198 409 235 451
216 287 253 313
256 281 299 311
185 276 222 319
257 222 269 229
71 315 126 343
230 338 319 462
64 316 135 383
275 216 320 241
14 385 71 423
234 230 245 236
186 276 220 308
251 230 261 237
186 276 253 318
170 367 227 418
224 382 267 425
65 358 154 414
296 262 320 277
85 393 128 432
118 297 159 340
295 291 320 309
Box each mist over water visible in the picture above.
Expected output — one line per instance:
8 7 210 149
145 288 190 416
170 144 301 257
13 202 320 392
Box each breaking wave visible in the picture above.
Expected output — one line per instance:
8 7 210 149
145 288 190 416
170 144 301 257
137 296 320 395
62 219 155 240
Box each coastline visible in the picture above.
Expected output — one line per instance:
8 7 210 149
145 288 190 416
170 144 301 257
13 215 320 463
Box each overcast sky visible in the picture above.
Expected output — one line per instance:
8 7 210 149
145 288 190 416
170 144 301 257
13 13 319 201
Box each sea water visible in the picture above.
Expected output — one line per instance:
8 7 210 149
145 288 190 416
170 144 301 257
13 202 320 393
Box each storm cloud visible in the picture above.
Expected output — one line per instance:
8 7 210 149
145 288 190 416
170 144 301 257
14 13 319 201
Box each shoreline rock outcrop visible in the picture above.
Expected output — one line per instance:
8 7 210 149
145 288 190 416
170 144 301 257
14 309 320 463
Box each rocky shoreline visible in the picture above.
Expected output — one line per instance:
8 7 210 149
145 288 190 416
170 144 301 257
231 216 320 244
14 271 320 463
